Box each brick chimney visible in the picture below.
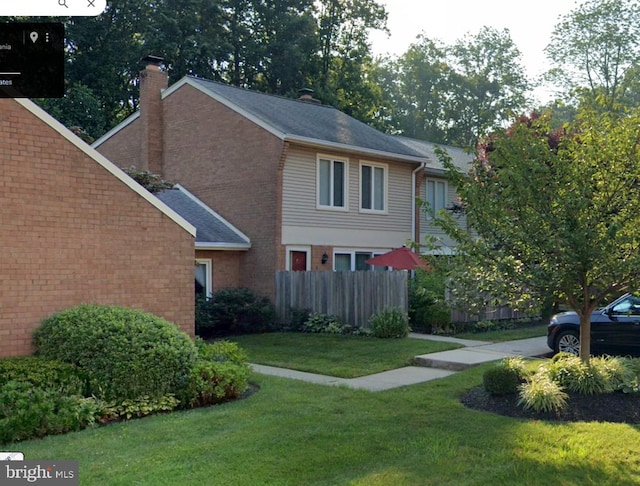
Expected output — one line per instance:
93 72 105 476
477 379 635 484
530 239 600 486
139 55 168 176
297 87 321 104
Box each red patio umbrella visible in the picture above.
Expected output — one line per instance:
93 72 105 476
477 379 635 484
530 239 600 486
364 247 429 271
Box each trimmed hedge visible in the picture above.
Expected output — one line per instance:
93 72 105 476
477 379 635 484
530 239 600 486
33 305 198 402
0 356 87 396
0 380 99 444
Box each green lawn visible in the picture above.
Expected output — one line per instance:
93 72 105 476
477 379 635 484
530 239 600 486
17 367 640 485
228 332 462 378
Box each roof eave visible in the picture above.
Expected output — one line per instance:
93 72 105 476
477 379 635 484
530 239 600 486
284 135 428 165
195 242 251 251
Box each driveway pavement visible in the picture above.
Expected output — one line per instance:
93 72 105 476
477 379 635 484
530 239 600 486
250 334 550 392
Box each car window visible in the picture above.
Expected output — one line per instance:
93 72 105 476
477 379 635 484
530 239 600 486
612 296 640 316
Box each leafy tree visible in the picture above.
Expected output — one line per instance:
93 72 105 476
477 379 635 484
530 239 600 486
446 27 530 147
545 0 640 108
433 107 640 362
314 0 388 118
382 36 452 143
378 28 530 148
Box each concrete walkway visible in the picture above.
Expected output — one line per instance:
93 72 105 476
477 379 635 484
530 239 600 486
250 333 551 392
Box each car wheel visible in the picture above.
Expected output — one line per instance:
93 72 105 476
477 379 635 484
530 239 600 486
555 330 580 355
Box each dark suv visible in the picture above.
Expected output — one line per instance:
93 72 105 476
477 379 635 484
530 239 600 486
547 293 640 355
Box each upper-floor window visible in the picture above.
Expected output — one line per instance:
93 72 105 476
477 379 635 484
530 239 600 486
425 178 447 218
360 162 387 213
317 157 347 210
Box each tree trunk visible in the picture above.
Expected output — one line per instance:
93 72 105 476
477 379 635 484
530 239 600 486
579 311 591 364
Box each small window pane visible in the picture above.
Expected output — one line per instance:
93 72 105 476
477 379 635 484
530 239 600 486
355 252 372 271
437 181 446 211
374 167 384 210
334 253 352 271
319 159 330 206
333 161 345 207
361 165 372 209
195 263 207 297
427 180 435 214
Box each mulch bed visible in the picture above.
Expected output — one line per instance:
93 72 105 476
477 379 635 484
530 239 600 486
461 386 640 423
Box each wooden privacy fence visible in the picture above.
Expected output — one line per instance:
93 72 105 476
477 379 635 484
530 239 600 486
275 271 408 329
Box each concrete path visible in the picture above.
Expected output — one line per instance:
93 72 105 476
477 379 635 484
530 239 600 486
250 334 551 392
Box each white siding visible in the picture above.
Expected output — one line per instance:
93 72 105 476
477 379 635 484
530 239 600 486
281 146 415 246
420 174 469 253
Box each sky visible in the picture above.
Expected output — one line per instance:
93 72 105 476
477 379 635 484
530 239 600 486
369 0 582 102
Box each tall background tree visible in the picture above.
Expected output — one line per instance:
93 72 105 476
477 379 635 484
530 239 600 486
544 0 640 109
375 27 530 147
433 107 640 362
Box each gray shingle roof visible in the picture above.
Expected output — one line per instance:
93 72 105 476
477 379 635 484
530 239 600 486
393 136 473 173
155 185 250 248
187 77 425 160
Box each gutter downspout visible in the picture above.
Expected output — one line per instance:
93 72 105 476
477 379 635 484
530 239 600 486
411 161 427 250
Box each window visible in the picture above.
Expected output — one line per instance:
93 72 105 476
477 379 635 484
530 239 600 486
360 162 386 212
333 250 387 271
195 259 212 297
318 157 347 209
425 179 447 217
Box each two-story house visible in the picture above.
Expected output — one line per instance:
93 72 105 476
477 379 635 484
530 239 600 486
94 57 469 298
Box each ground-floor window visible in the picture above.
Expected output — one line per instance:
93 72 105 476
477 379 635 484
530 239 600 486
333 250 388 271
195 259 212 297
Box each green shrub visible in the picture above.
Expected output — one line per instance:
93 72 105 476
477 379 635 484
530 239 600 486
619 357 640 393
482 358 529 396
179 360 249 408
0 380 98 444
287 307 311 332
546 354 610 395
197 339 249 366
33 304 198 402
369 308 410 338
195 288 275 338
100 395 179 421
517 372 568 413
408 269 451 333
301 313 359 335
0 356 87 396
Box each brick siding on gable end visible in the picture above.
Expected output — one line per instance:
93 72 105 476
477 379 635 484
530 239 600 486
161 85 283 299
0 99 195 358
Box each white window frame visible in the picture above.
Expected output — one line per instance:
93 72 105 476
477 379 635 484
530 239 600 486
332 249 389 271
285 245 311 271
359 161 388 214
425 178 447 219
316 155 349 211
195 259 213 297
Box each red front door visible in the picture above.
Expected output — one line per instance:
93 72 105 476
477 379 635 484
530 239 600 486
291 251 307 271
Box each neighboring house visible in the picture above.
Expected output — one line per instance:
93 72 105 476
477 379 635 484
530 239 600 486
0 98 196 358
93 58 470 298
155 184 251 296
395 137 472 254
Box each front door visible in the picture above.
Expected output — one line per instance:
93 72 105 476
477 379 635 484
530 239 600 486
290 251 307 271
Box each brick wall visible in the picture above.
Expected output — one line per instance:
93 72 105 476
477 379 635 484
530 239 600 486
97 117 142 170
0 99 195 357
161 86 283 298
98 82 283 299
195 249 243 290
